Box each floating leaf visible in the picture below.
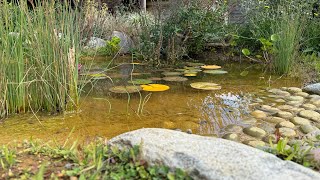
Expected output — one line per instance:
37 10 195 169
184 73 197 77
201 65 222 70
186 62 205 67
203 70 228 74
148 77 162 81
240 70 249 77
161 72 183 76
109 86 142 93
242 48 251 56
163 76 188 82
175 69 186 72
128 79 152 85
190 82 221 90
141 84 170 92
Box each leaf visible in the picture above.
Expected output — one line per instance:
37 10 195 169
242 48 251 56
271 34 280 42
240 70 249 77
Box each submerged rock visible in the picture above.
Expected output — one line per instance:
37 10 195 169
243 127 266 138
300 124 318 134
287 87 303 94
222 133 239 142
279 127 296 137
251 110 267 119
276 121 295 129
290 117 311 126
244 140 266 148
299 110 320 122
263 116 286 124
109 128 320 180
277 111 294 119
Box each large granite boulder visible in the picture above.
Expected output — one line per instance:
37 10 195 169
86 36 106 49
109 128 320 180
303 83 320 95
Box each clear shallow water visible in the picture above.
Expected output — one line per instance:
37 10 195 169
0 56 301 144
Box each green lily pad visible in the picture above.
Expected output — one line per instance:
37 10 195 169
163 76 188 82
109 86 142 93
128 79 152 85
184 66 202 71
175 69 186 72
162 72 183 76
190 82 221 90
148 77 162 81
203 70 228 74
186 62 206 67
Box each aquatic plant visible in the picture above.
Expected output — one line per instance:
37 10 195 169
0 1 84 118
190 82 221 90
140 84 170 92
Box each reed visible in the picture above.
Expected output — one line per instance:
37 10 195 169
0 1 83 118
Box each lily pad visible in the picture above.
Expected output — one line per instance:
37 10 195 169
201 65 222 70
184 67 202 71
203 70 228 74
141 84 170 92
163 76 188 82
162 72 183 76
148 77 162 81
109 86 142 93
184 73 198 77
175 69 186 72
190 82 221 90
128 79 152 85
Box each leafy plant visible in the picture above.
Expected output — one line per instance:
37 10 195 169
98 36 121 56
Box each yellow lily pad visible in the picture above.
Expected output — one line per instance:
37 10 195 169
201 65 222 70
184 73 197 77
141 84 170 92
190 82 221 90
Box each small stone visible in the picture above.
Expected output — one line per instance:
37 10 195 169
308 94 320 99
279 127 296 137
278 105 294 111
262 134 277 143
224 124 243 134
276 121 295 129
263 116 286 124
294 92 309 98
245 140 266 148
249 103 260 107
287 87 303 93
222 133 239 142
251 110 267 119
301 103 317 110
280 87 288 91
286 96 304 102
290 107 305 114
286 101 303 107
299 110 320 122
274 99 286 103
277 111 294 119
258 105 279 114
290 117 311 126
269 89 290 96
253 98 264 103
310 99 320 107
242 117 257 124
243 127 267 138
186 129 193 134
300 124 318 134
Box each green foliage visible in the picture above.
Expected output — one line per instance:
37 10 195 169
0 145 16 169
98 37 121 56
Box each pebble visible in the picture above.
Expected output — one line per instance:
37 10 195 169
263 116 286 124
276 121 295 129
285 96 304 102
277 105 294 111
274 99 286 103
290 117 311 126
299 110 320 122
286 101 303 107
258 105 279 114
279 127 296 137
245 140 266 148
300 124 318 134
301 103 317 110
310 99 320 107
262 134 277 143
277 111 294 119
290 107 305 114
186 129 193 134
243 127 267 138
222 133 239 142
307 94 320 99
251 110 267 119
294 92 309 98
287 87 303 93
242 117 257 124
224 124 243 134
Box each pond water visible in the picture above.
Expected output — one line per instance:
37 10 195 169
0 56 301 145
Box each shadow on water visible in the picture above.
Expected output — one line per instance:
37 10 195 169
0 56 302 144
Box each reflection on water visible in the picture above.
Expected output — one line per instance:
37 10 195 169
0 57 302 144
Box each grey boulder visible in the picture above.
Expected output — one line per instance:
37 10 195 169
109 128 320 180
303 83 320 95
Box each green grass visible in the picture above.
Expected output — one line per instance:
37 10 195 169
0 1 83 118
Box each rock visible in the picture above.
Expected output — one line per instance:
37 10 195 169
274 99 286 103
308 94 320 99
243 127 267 138
277 111 294 119
310 98 320 107
224 124 243 134
86 37 106 49
301 104 317 110
258 105 279 114
186 129 193 134
263 134 277 143
278 105 294 111
294 92 309 98
290 117 311 126
299 110 320 122
268 89 290 96
290 107 305 114
251 110 267 119
258 123 276 134
222 133 239 141
304 130 320 141
287 101 303 107
242 117 257 124
279 127 296 137
287 87 303 94
109 128 320 180
280 87 288 91
263 116 286 124
245 140 266 148
300 124 318 134
276 121 295 129
286 96 304 102
111 31 134 54
303 83 320 95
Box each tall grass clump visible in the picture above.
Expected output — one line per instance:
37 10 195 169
0 1 83 118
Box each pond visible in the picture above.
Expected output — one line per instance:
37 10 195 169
0 56 301 144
